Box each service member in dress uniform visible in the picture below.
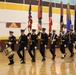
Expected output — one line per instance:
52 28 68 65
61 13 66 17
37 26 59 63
59 31 66 59
28 29 37 62
39 28 48 61
68 29 74 57
6 31 16 65
7 31 16 51
74 32 76 49
49 30 57 60
17 29 27 64
66 30 70 47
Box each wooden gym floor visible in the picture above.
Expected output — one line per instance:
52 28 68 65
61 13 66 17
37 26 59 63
0 48 76 75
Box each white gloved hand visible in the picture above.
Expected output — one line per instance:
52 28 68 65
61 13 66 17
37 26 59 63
8 42 12 45
45 45 47 48
53 39 56 41
6 45 8 48
16 41 19 44
35 46 37 49
64 45 66 47
24 47 26 50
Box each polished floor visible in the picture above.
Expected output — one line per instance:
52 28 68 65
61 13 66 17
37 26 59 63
0 48 76 75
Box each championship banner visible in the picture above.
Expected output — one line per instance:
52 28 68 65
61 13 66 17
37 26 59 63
6 22 21 28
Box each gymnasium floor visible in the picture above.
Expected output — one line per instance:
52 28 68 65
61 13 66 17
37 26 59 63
0 48 76 75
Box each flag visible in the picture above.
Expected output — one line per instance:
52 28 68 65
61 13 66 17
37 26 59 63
38 0 42 31
28 0 33 32
49 2 52 33
66 3 71 31
60 2 64 32
74 5 76 32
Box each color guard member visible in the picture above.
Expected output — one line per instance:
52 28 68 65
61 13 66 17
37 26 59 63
6 31 16 65
60 31 66 59
50 30 57 60
6 31 16 51
17 29 27 64
68 29 74 57
39 28 48 61
28 29 37 62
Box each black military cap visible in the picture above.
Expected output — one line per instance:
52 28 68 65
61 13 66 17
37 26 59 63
62 31 65 33
9 31 13 33
32 29 36 32
70 29 73 31
67 30 70 32
21 29 25 32
53 30 56 32
42 28 46 30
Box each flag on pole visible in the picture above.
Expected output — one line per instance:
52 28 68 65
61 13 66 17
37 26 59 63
66 3 71 31
74 5 76 32
38 0 42 31
28 0 33 32
60 2 64 32
49 1 52 33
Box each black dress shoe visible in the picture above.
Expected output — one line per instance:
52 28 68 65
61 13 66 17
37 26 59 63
20 59 23 61
8 62 14 65
64 54 66 57
32 59 35 62
51 57 55 60
42 58 45 61
21 61 25 64
70 54 74 57
61 57 64 59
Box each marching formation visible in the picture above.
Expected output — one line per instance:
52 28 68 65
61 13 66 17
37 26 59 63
4 28 76 65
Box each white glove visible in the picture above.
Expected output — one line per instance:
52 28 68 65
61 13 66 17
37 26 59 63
6 45 8 48
35 46 37 49
8 42 12 45
24 47 26 50
16 41 19 44
53 39 56 41
64 45 66 47
45 45 47 48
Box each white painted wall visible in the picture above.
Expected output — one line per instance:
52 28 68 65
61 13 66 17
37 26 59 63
0 9 74 37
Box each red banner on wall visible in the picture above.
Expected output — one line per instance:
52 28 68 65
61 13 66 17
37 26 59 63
6 22 21 28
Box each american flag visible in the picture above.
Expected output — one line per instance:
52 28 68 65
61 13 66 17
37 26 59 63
38 0 42 31
28 0 33 32
49 2 52 33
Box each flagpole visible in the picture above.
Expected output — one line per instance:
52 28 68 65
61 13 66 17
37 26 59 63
4 0 6 9
23 0 25 10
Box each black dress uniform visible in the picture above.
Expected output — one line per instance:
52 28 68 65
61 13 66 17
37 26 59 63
74 32 76 49
28 29 37 62
17 29 27 64
68 29 74 57
7 31 16 65
50 30 57 60
39 28 48 61
7 31 16 51
60 31 66 59
66 30 70 47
